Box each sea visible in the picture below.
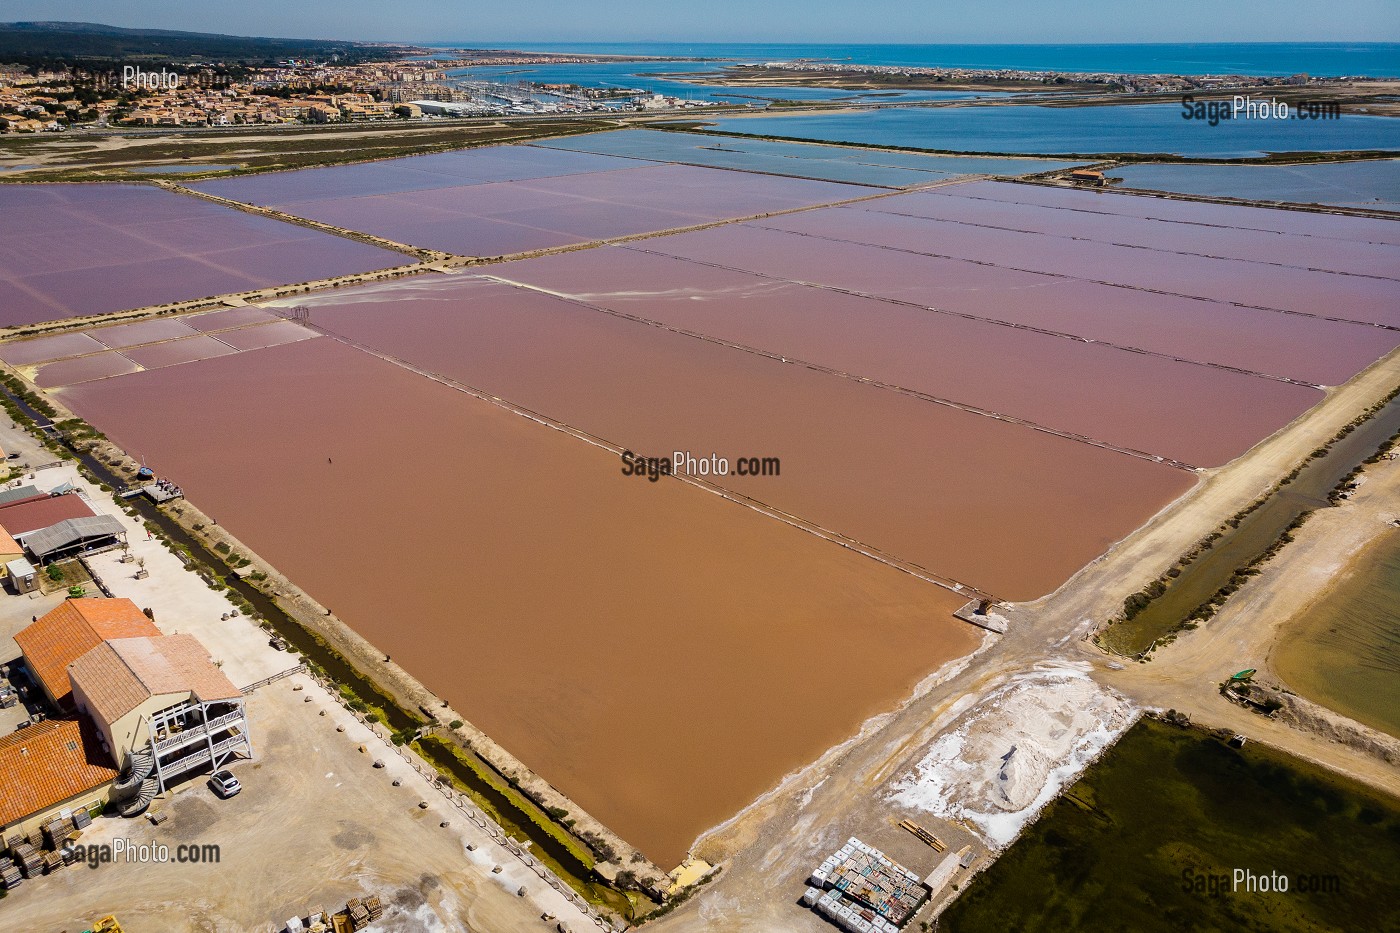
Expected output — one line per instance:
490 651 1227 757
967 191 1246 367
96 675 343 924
438 42 1400 78
433 42 1400 159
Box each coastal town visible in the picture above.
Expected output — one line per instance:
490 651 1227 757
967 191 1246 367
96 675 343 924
0 54 719 133
715 59 1352 92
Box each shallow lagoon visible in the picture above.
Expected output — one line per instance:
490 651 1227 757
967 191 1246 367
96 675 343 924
707 104 1400 158
943 719 1400 932
1274 527 1400 738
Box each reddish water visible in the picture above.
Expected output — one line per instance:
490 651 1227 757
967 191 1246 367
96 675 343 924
495 248 1320 467
186 307 279 331
640 223 1399 386
212 320 316 351
0 331 107 366
88 318 201 349
33 351 140 387
930 180 1400 246
190 162 874 257
759 209 1400 328
122 335 237 369
57 337 983 868
299 276 1194 600
0 185 405 326
864 192 1400 278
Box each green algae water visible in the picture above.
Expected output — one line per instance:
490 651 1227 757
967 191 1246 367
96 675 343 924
1101 394 1400 657
1273 527 1400 739
941 719 1400 932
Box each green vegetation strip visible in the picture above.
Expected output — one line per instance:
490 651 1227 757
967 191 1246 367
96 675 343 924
941 718 1400 933
1101 386 1400 657
414 735 596 869
415 736 653 921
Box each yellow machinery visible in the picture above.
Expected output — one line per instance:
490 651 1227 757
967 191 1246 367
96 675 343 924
85 918 124 933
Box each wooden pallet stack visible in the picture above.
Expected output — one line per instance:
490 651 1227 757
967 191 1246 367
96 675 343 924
72 808 93 830
0 855 22 889
41 850 64 874
363 896 383 923
11 841 42 878
42 817 73 851
897 818 946 852
346 898 370 931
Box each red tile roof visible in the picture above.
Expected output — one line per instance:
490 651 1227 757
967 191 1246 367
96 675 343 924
70 634 240 726
0 494 95 537
0 718 117 829
14 598 160 706
0 519 20 559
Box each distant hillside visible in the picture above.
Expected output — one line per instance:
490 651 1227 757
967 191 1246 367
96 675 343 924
0 21 411 65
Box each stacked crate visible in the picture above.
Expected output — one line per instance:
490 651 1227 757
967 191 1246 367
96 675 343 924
0 855 22 889
346 897 370 930
42 817 73 851
12 840 42 878
364 896 384 923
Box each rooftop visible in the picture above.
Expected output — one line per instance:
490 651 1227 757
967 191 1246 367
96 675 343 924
14 598 160 706
0 519 19 558
24 513 127 560
0 717 117 829
0 485 44 506
0 493 95 537
69 633 240 726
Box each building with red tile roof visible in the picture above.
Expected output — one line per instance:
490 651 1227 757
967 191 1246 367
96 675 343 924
0 717 117 836
13 598 160 707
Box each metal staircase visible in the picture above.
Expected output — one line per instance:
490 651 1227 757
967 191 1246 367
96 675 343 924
111 748 154 794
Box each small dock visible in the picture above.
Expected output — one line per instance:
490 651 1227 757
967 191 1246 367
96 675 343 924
118 480 184 504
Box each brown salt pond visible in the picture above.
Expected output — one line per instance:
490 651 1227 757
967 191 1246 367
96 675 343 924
494 248 1321 467
293 276 1194 600
640 223 1400 386
57 337 983 868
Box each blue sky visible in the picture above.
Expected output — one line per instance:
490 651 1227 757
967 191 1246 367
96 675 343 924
8 0 1400 43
